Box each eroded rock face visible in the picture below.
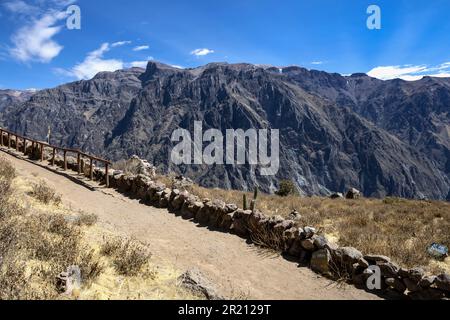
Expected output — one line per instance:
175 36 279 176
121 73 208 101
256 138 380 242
2 63 449 199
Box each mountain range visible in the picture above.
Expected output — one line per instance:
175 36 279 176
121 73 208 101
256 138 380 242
1 62 449 200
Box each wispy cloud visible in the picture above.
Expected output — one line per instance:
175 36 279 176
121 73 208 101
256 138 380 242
57 43 124 80
10 11 68 63
190 48 214 57
367 63 450 81
4 0 78 63
133 45 150 51
3 0 36 15
311 61 326 65
111 41 132 48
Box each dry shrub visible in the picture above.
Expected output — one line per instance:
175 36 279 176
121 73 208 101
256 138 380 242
0 181 103 300
112 159 141 175
74 212 98 227
0 156 16 199
31 180 62 205
187 182 450 272
101 237 152 276
248 222 285 254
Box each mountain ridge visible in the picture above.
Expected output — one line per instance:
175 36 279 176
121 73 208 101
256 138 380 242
1 61 449 200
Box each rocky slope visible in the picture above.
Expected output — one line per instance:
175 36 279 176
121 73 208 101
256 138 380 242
1 62 449 200
0 89 34 111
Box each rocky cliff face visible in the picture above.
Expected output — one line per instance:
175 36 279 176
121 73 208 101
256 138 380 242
1 62 449 200
0 89 34 111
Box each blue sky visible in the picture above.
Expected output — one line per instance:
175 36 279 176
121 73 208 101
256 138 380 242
1 0 450 90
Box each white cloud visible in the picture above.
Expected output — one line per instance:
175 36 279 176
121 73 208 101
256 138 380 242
170 65 184 69
9 11 67 63
5 0 79 63
133 45 150 51
3 0 36 15
111 41 132 48
190 48 214 57
367 63 450 81
68 43 124 80
128 57 154 68
311 61 325 65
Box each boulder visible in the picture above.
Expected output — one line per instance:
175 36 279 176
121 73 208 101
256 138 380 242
435 274 450 292
247 211 267 234
178 268 223 300
300 238 315 251
364 254 391 264
358 258 370 269
231 218 249 238
419 276 436 288
311 249 332 275
288 210 302 221
329 193 344 199
385 278 406 293
408 267 425 283
181 201 203 220
196 202 213 225
219 212 235 231
273 220 295 233
303 226 316 239
403 278 421 292
346 188 361 199
378 262 400 278
313 236 329 250
170 195 185 211
287 238 304 257
283 227 300 248
125 155 157 177
225 203 238 213
208 200 227 227
334 247 363 265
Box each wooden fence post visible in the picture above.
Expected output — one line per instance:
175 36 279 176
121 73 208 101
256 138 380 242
105 163 110 188
15 136 19 151
52 148 56 166
40 143 44 162
0 130 3 146
77 153 81 175
63 150 67 170
23 138 27 154
8 133 11 148
90 158 94 180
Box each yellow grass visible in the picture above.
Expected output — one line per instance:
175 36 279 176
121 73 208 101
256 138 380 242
0 158 201 300
184 183 450 274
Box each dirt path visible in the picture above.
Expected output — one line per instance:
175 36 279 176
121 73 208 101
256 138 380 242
1 149 381 300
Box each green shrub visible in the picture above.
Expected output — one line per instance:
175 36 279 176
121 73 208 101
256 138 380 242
275 180 298 197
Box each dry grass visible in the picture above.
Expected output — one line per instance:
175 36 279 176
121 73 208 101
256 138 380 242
101 237 153 277
187 184 450 273
112 159 141 175
0 157 200 300
30 180 62 205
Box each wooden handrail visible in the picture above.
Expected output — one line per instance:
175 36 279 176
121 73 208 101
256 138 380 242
0 127 111 187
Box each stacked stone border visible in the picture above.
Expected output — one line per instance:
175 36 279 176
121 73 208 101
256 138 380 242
1 139 449 300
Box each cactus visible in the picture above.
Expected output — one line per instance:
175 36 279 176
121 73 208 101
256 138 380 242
250 199 257 212
243 194 248 210
253 187 259 200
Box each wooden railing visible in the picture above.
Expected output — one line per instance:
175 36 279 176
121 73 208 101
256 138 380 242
0 127 112 187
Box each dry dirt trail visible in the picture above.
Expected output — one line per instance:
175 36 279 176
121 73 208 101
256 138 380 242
2 150 381 300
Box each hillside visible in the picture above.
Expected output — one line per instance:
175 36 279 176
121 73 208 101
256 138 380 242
1 62 449 200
